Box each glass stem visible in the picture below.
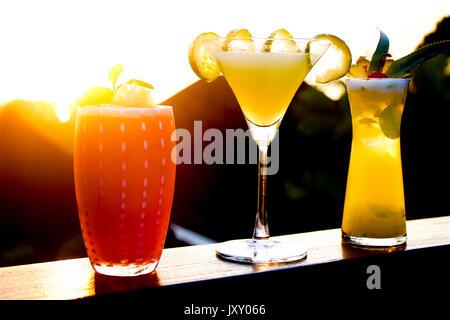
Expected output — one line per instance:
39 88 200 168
253 144 270 241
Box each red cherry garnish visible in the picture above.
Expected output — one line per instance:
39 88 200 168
368 71 388 78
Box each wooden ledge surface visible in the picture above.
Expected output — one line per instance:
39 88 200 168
0 216 448 300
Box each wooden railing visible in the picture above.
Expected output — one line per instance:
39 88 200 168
0 216 448 302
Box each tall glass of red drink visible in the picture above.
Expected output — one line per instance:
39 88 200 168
74 104 176 276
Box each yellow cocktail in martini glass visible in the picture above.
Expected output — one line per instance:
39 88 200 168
189 28 352 263
213 51 312 128
198 35 328 263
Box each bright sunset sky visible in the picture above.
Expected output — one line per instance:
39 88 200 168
0 0 448 105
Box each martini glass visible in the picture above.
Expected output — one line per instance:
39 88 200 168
203 36 329 264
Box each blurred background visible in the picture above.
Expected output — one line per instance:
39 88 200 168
0 0 449 267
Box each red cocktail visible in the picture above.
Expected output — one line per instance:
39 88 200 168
74 105 175 276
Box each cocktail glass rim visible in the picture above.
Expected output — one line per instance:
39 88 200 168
202 36 328 53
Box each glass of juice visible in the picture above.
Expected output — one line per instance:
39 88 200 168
342 78 409 248
74 99 176 276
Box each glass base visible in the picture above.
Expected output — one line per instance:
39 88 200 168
342 232 407 249
92 260 159 277
216 238 307 264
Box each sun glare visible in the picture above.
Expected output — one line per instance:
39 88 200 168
55 104 71 123
0 1 448 105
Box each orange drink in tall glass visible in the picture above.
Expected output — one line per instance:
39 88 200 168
74 104 176 276
342 78 408 248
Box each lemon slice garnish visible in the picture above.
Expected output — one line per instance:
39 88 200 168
188 32 222 82
268 28 293 39
263 28 298 53
309 34 352 83
76 86 114 107
118 79 154 90
225 28 252 39
346 56 370 78
223 29 255 52
112 82 155 108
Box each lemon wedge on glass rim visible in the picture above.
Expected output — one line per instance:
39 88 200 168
308 34 352 83
188 31 352 84
223 28 255 52
263 28 298 53
188 29 256 82
188 32 222 82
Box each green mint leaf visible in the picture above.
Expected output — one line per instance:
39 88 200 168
385 40 450 78
368 30 390 73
